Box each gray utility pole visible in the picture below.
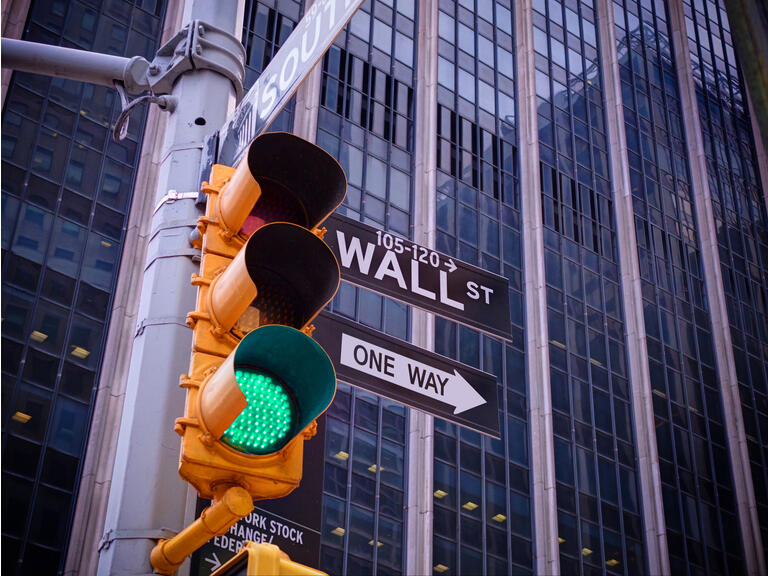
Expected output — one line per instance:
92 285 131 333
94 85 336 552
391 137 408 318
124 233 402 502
92 1 245 574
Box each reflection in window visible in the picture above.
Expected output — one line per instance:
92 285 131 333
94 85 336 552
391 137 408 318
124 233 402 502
1 1 166 572
9 384 52 443
82 232 118 291
32 147 54 173
30 302 69 356
48 397 88 456
682 0 768 568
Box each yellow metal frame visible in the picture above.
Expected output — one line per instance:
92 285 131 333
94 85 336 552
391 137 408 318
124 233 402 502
151 133 347 575
150 485 253 575
177 164 314 501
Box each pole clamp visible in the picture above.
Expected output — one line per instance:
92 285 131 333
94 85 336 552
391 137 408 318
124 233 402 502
98 528 178 551
154 190 201 214
135 316 190 337
147 20 246 100
113 20 245 141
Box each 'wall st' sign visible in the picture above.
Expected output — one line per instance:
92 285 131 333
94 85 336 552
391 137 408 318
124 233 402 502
323 213 512 340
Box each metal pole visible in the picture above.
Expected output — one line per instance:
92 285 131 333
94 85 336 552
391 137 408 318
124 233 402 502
1 38 150 93
96 1 244 574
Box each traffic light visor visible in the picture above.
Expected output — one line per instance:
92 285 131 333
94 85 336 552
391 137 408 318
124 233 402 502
241 132 346 234
201 325 336 455
207 222 340 334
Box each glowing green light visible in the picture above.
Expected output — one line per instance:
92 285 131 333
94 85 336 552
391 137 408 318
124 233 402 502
221 369 295 454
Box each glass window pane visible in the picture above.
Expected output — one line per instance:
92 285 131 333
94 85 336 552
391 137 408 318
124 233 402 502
48 397 89 456
348 505 374 558
380 440 404 489
98 159 132 211
82 232 119 291
2 474 34 537
352 428 377 477
59 362 95 402
22 348 59 389
66 314 104 369
9 384 52 442
2 290 35 340
3 435 41 478
48 219 86 278
30 301 69 356
41 448 79 491
28 485 71 547
11 204 53 265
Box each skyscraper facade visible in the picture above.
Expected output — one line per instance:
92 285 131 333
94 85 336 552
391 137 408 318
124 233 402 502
1 1 167 573
1 0 766 575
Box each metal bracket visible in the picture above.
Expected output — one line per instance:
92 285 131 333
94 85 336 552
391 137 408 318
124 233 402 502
112 20 245 141
113 83 176 141
154 190 201 214
147 20 246 100
98 528 177 551
135 316 190 337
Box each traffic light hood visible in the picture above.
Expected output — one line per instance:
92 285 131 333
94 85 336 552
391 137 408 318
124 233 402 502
241 222 340 328
243 132 347 232
200 324 336 454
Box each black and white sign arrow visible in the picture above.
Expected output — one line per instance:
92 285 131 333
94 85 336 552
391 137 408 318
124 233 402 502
204 553 221 572
340 333 485 414
313 311 501 437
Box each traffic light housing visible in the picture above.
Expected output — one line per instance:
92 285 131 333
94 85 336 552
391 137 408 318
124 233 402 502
178 132 346 501
211 542 326 576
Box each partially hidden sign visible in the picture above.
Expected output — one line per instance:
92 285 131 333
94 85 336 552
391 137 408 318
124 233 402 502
190 418 325 575
314 311 500 437
218 0 366 164
323 213 512 340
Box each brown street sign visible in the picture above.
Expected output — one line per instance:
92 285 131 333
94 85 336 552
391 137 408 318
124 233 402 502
323 213 512 340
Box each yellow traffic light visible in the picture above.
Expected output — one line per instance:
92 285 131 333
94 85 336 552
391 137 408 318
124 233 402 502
150 133 345 575
179 132 346 500
211 542 326 576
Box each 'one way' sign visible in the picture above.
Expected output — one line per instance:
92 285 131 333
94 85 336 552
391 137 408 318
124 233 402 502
313 311 500 437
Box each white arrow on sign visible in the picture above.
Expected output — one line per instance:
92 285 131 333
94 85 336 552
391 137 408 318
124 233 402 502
340 333 486 414
445 258 457 273
205 553 222 572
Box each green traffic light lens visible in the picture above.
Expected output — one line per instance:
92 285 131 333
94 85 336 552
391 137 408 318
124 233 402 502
221 369 296 455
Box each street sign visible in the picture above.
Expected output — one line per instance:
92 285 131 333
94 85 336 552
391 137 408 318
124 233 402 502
191 417 326 576
314 311 500 437
323 213 512 340
218 0 366 163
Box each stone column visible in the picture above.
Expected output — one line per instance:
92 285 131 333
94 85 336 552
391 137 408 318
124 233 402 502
667 0 765 573
514 0 560 572
593 0 671 572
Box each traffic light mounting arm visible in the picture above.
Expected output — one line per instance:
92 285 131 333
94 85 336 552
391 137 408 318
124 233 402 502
150 485 254 575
